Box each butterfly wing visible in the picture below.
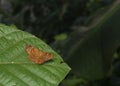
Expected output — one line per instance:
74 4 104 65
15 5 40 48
26 45 53 64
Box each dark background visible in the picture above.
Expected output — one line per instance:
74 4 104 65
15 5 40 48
0 0 113 43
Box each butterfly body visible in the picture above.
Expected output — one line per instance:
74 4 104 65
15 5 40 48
26 45 53 64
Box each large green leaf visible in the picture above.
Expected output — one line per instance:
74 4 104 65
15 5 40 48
0 24 70 86
63 1 120 80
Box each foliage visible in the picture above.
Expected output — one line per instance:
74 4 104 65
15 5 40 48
0 0 114 43
0 0 118 86
60 0 120 86
0 24 70 86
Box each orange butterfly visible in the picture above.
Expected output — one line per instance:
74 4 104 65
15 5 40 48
26 45 53 64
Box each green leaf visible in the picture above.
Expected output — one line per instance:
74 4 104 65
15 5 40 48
63 1 120 81
0 24 70 86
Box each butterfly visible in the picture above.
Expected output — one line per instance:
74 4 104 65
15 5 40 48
26 45 53 64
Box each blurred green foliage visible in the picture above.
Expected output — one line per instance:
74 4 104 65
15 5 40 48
0 0 113 43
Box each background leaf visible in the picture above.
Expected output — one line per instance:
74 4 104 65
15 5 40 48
63 1 120 81
0 24 70 86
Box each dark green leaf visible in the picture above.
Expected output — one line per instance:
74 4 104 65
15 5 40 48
64 1 120 80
